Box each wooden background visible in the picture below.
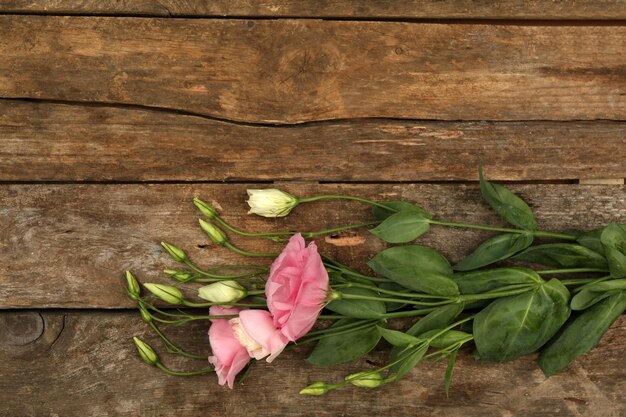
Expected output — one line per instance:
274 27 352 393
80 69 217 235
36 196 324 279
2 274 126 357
1 1 625 416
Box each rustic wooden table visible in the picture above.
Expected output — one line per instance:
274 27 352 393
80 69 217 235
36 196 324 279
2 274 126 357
1 1 625 416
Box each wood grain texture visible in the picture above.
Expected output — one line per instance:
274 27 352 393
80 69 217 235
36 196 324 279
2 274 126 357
1 183 625 309
2 0 626 19
1 17 625 123
1 101 625 182
0 310 624 417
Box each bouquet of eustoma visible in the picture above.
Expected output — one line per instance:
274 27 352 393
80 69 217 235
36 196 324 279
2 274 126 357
127 167 626 395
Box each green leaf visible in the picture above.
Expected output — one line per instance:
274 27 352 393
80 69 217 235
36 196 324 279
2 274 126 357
421 329 472 349
368 246 459 296
513 243 608 270
372 201 430 221
394 343 429 380
454 233 533 271
377 326 424 347
444 348 460 397
405 303 465 337
325 287 386 319
601 222 626 278
453 267 542 294
473 279 571 361
570 279 626 310
479 164 537 231
576 227 606 255
389 303 463 366
307 320 381 366
369 210 431 244
539 291 626 376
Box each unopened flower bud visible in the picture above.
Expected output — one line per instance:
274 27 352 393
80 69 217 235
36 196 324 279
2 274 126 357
133 337 159 366
138 304 152 323
198 281 247 305
299 381 330 396
160 242 187 262
246 189 299 218
199 219 227 245
163 269 194 282
346 371 384 388
193 197 218 220
125 271 141 300
144 283 184 305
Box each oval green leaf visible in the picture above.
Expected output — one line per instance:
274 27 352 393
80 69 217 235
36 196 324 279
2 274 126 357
513 243 608 269
453 267 542 294
454 233 533 271
601 222 626 278
377 326 424 347
307 320 381 366
394 343 429 380
570 279 626 310
539 291 626 376
326 287 386 318
372 201 430 221
368 246 459 296
369 210 431 243
389 303 464 365
479 164 537 231
473 279 570 362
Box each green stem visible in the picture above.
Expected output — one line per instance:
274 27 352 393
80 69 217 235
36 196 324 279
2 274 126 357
149 322 207 360
537 268 608 275
303 320 378 338
318 314 348 320
299 195 396 211
428 220 577 240
224 242 277 258
338 282 450 300
216 215 381 241
297 322 378 345
459 287 532 302
183 259 266 279
337 292 452 307
572 275 612 293
155 362 213 377
182 300 267 308
560 278 603 286
379 308 439 319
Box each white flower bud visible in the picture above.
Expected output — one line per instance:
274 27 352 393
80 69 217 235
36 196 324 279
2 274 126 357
299 382 331 396
143 283 184 305
133 337 159 366
346 371 384 388
198 219 228 245
246 189 299 218
198 281 247 305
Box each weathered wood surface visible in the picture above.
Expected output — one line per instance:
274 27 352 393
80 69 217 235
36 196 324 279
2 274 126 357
0 310 624 417
1 17 625 123
2 0 626 19
1 101 625 182
1 183 625 309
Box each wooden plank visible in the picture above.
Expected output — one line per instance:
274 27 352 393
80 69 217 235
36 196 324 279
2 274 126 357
2 0 626 19
580 179 625 185
1 101 625 182
1 183 625 309
1 17 624 123
0 310 624 416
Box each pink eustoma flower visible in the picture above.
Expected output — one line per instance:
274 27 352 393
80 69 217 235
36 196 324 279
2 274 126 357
208 306 250 389
232 309 288 362
266 234 330 341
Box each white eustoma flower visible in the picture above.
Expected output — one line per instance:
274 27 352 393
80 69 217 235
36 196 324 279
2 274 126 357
246 189 299 217
198 280 247 305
